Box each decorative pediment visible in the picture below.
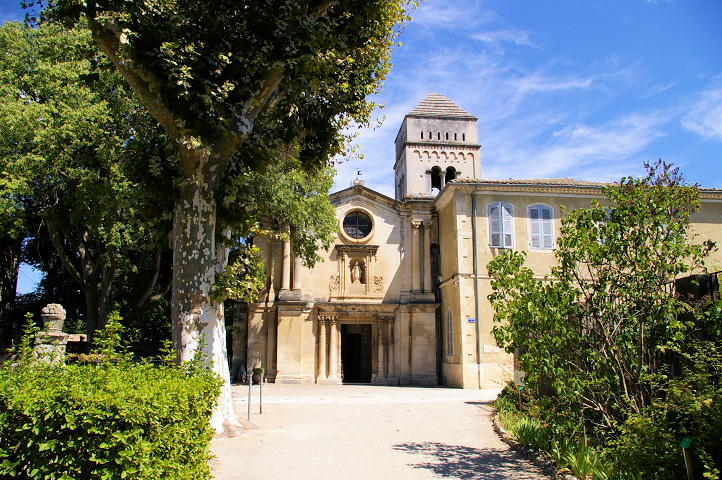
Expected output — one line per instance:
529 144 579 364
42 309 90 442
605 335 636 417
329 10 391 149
335 245 379 257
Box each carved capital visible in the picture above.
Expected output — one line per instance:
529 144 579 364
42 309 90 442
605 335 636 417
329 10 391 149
423 219 433 229
377 315 395 325
411 220 423 230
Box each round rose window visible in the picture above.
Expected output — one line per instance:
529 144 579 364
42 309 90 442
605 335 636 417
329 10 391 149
342 211 373 240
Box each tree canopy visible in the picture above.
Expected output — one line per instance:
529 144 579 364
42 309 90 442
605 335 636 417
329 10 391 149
27 0 416 434
0 20 175 343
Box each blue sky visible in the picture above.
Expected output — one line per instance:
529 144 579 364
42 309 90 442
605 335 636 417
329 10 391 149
3 0 721 292
333 0 722 197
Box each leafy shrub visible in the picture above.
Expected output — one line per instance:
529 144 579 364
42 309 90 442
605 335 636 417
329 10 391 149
609 340 722 480
0 317 221 479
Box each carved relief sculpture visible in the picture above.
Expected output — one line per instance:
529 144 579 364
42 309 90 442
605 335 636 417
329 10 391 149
374 275 384 292
329 275 339 292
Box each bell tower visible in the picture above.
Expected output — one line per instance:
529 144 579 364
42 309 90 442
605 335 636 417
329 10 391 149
393 93 481 200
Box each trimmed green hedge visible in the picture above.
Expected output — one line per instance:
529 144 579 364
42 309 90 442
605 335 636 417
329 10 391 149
0 322 221 480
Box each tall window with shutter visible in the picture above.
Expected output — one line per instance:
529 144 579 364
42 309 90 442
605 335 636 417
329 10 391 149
528 205 553 250
488 202 514 248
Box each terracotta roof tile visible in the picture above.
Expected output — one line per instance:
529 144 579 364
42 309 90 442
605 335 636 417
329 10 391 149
407 92 477 120
450 177 610 187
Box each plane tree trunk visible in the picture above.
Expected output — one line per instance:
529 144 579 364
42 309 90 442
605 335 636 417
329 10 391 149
171 147 241 435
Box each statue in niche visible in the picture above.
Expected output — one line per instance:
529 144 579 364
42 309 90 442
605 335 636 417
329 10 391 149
351 261 363 284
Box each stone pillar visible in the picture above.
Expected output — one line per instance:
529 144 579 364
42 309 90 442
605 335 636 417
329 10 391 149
327 317 339 383
412 220 422 292
387 317 395 381
267 237 277 300
317 317 328 382
280 236 291 293
292 254 302 291
377 319 385 381
423 220 432 293
266 311 277 381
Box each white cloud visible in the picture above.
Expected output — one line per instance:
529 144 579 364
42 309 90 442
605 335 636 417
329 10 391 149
511 72 593 93
483 112 669 182
409 0 495 29
681 84 722 141
473 29 539 50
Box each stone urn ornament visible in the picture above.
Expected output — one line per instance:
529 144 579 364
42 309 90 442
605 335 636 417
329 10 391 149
41 303 66 333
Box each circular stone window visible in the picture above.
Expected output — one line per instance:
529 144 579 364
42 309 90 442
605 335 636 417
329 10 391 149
342 210 373 241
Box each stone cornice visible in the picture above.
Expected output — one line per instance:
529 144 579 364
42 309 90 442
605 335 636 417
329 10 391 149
404 141 481 150
432 181 605 210
432 181 722 209
330 184 434 212
395 141 481 167
700 189 722 201
335 244 379 255
315 302 399 315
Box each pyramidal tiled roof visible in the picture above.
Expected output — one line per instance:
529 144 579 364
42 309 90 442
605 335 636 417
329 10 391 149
407 92 477 120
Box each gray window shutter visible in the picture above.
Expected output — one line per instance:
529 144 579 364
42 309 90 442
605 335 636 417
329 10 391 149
541 206 553 249
489 203 502 247
529 206 541 249
502 203 513 248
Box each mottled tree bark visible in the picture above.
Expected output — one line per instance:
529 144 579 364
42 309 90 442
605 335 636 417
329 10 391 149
171 158 240 435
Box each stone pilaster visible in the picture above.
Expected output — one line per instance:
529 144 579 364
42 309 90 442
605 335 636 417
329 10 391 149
317 316 328 382
411 220 422 292
387 316 396 383
326 317 340 383
423 220 432 293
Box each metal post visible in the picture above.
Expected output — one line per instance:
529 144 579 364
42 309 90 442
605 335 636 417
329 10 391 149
259 373 263 414
680 438 693 480
247 368 252 422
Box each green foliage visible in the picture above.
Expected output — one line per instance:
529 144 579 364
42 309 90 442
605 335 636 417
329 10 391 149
495 384 612 479
37 0 414 147
0 316 221 479
219 161 338 268
0 20 174 340
211 244 266 304
489 162 721 478
609 338 722 479
489 162 713 424
17 313 40 363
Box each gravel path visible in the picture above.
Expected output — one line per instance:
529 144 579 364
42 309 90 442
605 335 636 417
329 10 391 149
210 384 549 480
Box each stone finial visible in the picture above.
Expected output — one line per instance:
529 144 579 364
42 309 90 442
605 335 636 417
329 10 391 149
41 303 66 333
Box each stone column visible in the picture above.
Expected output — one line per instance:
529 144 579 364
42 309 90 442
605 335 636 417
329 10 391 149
266 312 277 380
377 318 385 381
292 254 302 291
411 220 422 292
317 317 328 382
280 237 291 293
423 220 432 293
387 317 395 381
327 317 339 383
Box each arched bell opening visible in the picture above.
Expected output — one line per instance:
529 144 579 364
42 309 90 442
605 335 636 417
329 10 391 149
445 166 457 185
431 166 442 193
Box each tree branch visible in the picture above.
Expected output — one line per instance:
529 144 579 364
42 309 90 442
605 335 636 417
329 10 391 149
46 217 87 290
87 17 179 140
136 247 162 307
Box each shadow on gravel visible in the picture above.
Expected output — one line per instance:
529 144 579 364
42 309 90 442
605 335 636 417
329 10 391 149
392 442 543 480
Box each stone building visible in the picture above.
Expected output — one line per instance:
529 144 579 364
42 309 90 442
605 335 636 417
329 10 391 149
233 92 722 388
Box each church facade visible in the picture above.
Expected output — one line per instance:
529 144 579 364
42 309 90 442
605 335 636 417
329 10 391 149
232 93 722 388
